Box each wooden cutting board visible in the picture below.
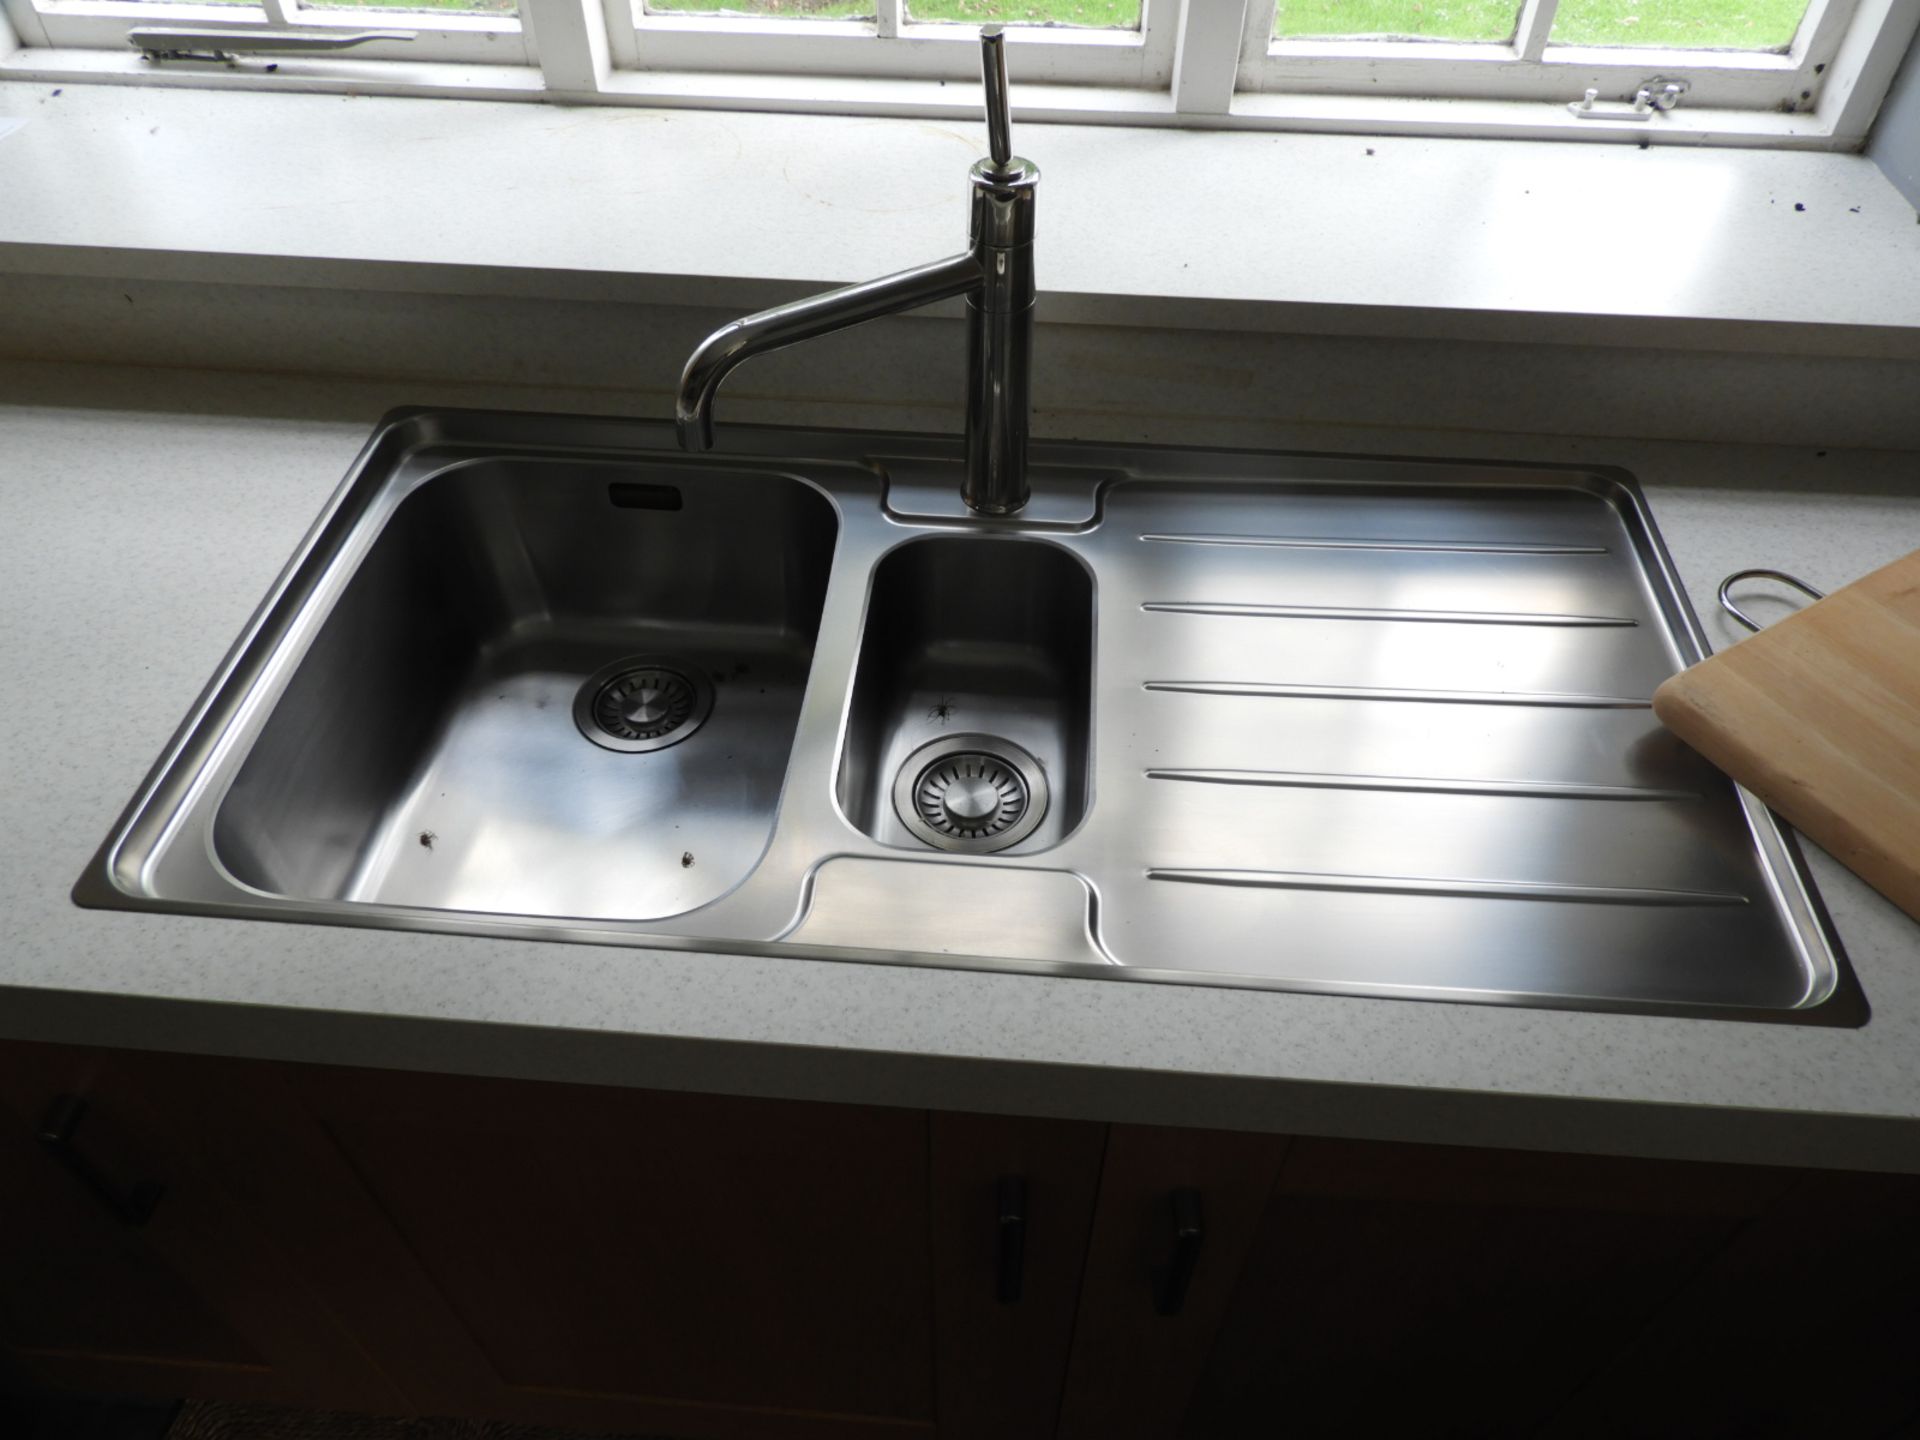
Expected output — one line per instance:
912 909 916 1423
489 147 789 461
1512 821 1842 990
1653 548 1920 923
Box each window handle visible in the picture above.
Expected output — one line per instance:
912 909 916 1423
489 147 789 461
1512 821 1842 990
996 1174 1028 1303
129 25 415 63
1152 1188 1205 1316
38 1095 165 1227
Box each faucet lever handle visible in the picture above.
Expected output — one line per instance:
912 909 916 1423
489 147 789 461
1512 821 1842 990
981 26 1014 169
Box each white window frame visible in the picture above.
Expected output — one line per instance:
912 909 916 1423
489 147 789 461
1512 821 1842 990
605 0 1175 85
0 0 535 64
1240 0 1856 110
0 0 1914 149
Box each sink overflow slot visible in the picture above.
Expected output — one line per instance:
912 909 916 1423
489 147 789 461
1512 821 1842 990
608 482 683 511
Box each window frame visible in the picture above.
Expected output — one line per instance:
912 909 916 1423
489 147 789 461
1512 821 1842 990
606 0 1175 86
0 0 533 64
0 0 1912 149
1239 0 1862 111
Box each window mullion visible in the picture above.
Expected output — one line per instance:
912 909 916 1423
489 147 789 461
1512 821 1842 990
1234 0 1276 92
258 0 299 26
1788 0 1856 65
876 0 900 40
1512 0 1560 61
1173 0 1248 112
1 0 49 49
1816 0 1914 138
527 0 610 91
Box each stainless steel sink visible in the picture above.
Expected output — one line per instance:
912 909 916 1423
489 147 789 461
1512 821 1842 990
78 410 1858 1023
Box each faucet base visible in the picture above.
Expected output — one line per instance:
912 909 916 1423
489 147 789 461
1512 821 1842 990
961 294 1035 517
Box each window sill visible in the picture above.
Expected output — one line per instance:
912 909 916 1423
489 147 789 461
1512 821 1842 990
0 78 1916 359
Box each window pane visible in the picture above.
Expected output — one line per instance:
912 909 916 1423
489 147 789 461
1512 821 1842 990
1549 0 1806 48
301 0 515 11
907 0 1140 25
645 0 872 15
1273 0 1521 41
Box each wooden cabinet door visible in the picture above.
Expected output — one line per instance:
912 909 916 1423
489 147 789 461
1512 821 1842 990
1540 1167 1920 1439
278 1064 939 1440
1179 1137 1794 1439
929 1111 1105 1440
0 1042 399 1411
1055 1125 1288 1440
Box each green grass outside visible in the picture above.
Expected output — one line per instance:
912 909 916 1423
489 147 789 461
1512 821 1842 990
304 0 1808 53
1272 0 1804 47
1546 0 1805 48
642 0 870 16
643 0 1139 21
302 0 519 12
1274 0 1518 40
908 0 1137 19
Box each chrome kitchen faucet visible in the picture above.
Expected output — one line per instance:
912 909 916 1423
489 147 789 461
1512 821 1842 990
675 28 1039 516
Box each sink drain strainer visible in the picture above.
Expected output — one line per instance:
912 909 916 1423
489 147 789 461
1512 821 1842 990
893 734 1049 853
574 657 715 754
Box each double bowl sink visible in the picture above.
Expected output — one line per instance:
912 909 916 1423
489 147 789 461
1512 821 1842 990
78 409 1856 1022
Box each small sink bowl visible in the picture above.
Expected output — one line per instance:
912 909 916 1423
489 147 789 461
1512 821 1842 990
78 410 1858 1024
837 535 1092 855
212 455 836 921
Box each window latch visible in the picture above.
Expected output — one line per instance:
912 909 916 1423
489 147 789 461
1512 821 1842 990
128 25 415 64
1568 76 1689 121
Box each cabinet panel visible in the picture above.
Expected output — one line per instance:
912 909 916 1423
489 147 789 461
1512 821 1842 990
286 1065 937 1437
1056 1125 1287 1440
929 1111 1106 1440
1181 1138 1794 1439
0 1043 398 1411
23 1036 1907 1440
0 1097 258 1371
1542 1168 1920 1439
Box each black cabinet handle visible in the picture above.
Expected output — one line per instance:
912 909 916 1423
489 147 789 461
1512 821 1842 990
38 1095 165 1227
996 1175 1028 1304
1152 1188 1205 1317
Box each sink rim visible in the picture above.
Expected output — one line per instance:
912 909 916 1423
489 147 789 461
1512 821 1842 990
73 406 1863 1027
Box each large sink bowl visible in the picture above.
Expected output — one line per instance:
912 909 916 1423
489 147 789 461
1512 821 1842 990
78 410 1859 1024
213 458 836 921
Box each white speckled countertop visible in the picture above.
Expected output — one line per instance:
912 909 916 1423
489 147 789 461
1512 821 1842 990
4 358 1919 1173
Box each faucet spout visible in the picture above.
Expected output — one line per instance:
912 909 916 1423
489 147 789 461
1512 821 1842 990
676 252 983 452
676 28 1038 513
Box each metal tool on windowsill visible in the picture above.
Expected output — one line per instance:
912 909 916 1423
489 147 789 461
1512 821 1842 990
1568 76 1689 121
129 25 415 64
1654 550 1920 925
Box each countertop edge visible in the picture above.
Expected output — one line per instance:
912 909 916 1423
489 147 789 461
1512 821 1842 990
5 982 1915 1174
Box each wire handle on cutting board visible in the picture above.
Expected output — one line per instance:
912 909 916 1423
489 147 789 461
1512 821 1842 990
1718 569 1827 633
